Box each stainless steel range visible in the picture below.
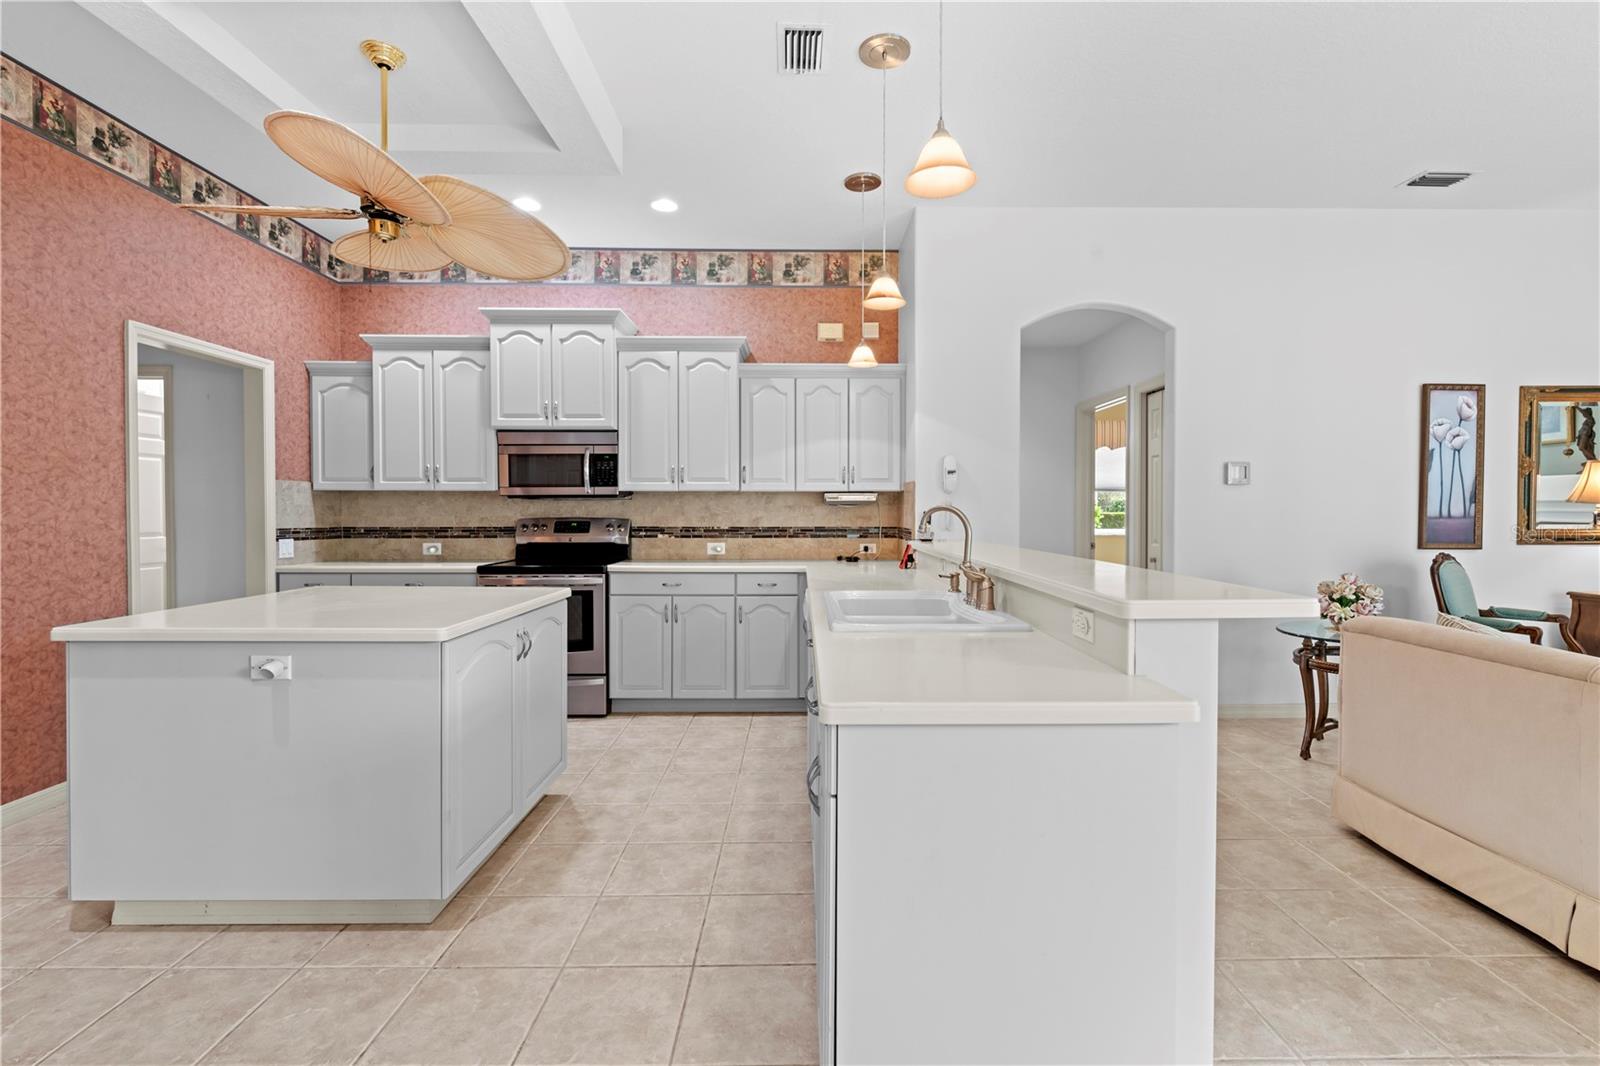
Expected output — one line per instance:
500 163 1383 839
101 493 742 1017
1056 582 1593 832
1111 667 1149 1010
476 518 630 717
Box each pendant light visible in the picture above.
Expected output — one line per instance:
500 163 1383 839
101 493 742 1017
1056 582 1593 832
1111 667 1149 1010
863 54 907 311
906 2 976 199
843 171 881 367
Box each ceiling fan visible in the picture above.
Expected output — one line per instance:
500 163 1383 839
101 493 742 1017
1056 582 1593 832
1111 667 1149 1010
179 39 570 281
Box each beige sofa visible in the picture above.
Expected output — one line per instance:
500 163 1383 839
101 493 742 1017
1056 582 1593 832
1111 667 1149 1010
1334 616 1599 967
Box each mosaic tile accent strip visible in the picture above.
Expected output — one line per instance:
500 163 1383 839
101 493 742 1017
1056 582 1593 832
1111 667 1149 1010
278 525 915 542
0 53 898 289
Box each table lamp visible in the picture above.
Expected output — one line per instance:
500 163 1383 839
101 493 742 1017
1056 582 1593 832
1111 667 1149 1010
1567 460 1600 527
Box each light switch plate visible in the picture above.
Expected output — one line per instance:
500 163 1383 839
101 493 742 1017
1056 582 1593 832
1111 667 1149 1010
276 538 295 560
1223 461 1251 486
1071 607 1095 643
422 541 443 556
862 322 880 339
817 322 844 342
706 542 727 556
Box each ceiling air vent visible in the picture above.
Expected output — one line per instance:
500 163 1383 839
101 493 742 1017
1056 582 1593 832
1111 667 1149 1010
1404 171 1473 188
778 23 826 74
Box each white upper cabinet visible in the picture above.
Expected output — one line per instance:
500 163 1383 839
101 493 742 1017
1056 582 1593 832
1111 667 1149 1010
489 325 551 428
483 310 637 430
618 350 678 491
308 362 372 490
678 352 739 491
367 336 496 492
372 350 433 490
551 324 615 428
618 337 750 493
796 378 850 491
740 377 795 491
847 377 903 490
433 349 496 491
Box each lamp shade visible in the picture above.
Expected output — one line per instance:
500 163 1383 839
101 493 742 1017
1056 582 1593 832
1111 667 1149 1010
863 274 906 311
848 342 878 368
1567 460 1600 503
905 118 977 199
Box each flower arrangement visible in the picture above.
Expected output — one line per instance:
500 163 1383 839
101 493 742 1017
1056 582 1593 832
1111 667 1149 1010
1316 573 1385 628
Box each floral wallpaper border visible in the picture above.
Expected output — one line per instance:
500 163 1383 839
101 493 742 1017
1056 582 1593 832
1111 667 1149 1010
1 53 898 288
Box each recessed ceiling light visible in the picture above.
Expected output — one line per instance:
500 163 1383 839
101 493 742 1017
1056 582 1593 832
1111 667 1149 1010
512 196 541 212
650 197 679 213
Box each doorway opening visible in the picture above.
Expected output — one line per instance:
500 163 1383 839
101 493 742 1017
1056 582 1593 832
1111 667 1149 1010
1018 304 1174 569
124 321 276 610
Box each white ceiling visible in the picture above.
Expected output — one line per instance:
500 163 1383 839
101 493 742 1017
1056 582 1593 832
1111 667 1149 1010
4 1 1595 249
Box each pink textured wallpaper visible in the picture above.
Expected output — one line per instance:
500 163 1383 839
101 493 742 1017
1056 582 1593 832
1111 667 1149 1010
0 125 341 802
337 283 898 363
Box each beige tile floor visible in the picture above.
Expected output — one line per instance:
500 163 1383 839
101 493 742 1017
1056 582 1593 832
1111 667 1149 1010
0 712 1594 1065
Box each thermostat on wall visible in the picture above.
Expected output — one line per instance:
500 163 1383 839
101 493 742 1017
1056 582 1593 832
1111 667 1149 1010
1223 461 1251 486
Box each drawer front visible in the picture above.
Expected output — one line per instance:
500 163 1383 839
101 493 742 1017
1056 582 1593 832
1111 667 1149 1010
277 572 354 590
351 572 479 588
735 573 801 596
610 572 736 596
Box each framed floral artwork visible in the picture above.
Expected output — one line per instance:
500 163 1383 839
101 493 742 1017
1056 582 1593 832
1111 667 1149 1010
1418 383 1485 549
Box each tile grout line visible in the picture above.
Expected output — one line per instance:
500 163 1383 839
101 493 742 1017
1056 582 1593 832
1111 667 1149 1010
346 965 432 1066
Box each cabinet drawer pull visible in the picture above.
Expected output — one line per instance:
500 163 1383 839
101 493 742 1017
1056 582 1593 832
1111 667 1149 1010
661 581 683 588
806 756 822 813
756 581 778 588
403 582 424 587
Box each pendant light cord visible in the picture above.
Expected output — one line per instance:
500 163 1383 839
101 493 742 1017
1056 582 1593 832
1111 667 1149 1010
880 67 888 266
938 0 945 122
859 184 866 334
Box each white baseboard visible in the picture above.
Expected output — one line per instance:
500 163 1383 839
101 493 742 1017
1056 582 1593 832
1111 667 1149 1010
1218 703 1302 719
0 782 66 826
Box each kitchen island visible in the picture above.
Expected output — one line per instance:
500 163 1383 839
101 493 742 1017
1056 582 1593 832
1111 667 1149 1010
51 585 570 925
611 549 1318 1066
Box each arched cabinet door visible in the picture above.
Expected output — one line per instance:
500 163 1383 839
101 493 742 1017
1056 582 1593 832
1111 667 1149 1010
618 351 678 491
796 378 849 491
516 610 568 810
372 351 433 490
433 349 496 491
678 352 739 491
610 596 672 698
673 595 735 699
740 377 795 490
736 595 799 698
847 377 902 490
309 364 373 490
551 325 616 428
491 326 552 428
442 619 518 893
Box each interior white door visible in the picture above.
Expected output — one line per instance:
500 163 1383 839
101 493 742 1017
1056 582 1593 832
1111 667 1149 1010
678 352 739 491
673 595 736 699
517 609 568 810
740 377 796 490
736 595 799 698
372 350 433 490
442 619 519 893
796 378 849 491
551 325 615 428
134 374 171 613
847 377 902 490
618 350 679 491
309 369 372 490
490 325 552 428
1145 388 1166 570
433 349 497 491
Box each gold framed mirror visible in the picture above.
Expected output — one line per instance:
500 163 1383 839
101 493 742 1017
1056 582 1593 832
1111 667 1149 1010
1518 386 1600 543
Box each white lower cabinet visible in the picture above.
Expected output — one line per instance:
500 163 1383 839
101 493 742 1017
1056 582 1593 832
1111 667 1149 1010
442 603 567 894
809 696 837 1065
609 571 801 703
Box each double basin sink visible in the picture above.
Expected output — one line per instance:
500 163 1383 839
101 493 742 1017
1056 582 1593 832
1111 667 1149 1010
822 590 1031 633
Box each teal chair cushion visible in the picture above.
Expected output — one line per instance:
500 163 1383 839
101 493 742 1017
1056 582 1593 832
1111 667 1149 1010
1435 558 1480 617
1486 605 1548 621
1462 614 1524 632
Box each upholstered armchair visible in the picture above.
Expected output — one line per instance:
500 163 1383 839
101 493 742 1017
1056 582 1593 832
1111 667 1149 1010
1430 553 1568 645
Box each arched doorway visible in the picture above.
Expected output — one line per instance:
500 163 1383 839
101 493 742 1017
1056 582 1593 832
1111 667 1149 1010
1017 304 1175 570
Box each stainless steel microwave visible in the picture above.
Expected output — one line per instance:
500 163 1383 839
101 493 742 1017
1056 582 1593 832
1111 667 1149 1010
497 431 620 497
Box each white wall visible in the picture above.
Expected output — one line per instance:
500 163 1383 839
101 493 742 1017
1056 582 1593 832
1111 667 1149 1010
907 208 1600 705
136 346 247 607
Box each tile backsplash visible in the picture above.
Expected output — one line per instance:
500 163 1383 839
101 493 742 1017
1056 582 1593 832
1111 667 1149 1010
276 481 915 563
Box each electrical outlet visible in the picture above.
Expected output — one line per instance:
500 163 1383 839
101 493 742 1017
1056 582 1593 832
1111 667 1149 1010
422 541 443 557
858 543 877 556
1071 607 1096 643
706 542 727 556
277 538 295 560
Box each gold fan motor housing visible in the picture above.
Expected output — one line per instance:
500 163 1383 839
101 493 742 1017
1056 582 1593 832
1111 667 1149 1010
368 217 402 242
360 40 406 71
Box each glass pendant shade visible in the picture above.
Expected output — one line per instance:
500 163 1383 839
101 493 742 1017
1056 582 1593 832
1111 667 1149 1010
906 118 977 199
848 342 878 368
863 274 906 311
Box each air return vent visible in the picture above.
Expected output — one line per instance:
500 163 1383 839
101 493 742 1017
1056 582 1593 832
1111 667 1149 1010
778 23 826 74
1404 171 1473 188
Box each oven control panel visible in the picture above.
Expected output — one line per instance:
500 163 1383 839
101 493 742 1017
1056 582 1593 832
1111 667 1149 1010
515 517 631 544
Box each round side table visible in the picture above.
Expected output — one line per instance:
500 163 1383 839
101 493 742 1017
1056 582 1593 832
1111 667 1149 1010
1276 620 1341 760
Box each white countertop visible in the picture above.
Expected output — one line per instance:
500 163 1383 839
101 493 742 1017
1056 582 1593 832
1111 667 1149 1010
276 561 486 573
615 559 1198 726
50 586 568 643
919 541 1319 621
